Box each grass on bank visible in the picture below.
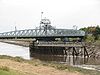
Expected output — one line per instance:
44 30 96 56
41 62 100 75
0 70 20 75
0 66 24 75
0 55 100 75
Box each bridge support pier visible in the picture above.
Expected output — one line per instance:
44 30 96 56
29 41 89 64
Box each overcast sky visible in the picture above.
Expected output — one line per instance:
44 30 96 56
0 0 100 32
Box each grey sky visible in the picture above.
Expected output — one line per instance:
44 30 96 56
0 0 100 32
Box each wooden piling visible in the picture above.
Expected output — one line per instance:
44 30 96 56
29 41 89 63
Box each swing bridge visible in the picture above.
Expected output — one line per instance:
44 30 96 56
0 18 89 63
0 18 85 40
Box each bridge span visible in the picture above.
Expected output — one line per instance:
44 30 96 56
0 18 85 40
0 28 85 39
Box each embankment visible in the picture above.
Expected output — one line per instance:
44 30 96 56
0 39 33 47
0 55 100 75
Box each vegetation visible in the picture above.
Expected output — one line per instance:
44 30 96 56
68 66 100 75
0 70 22 75
80 25 100 42
41 62 100 75
0 66 23 75
0 66 9 71
0 55 25 62
0 55 100 75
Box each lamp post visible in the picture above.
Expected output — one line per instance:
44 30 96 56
73 25 78 30
40 12 43 29
15 26 17 39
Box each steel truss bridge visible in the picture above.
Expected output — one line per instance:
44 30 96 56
0 28 85 38
0 18 85 40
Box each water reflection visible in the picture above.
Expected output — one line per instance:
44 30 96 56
0 42 30 59
31 54 100 65
31 54 89 65
0 42 100 65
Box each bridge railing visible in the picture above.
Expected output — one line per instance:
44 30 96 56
34 41 86 47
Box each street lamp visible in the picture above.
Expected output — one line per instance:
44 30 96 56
15 26 17 39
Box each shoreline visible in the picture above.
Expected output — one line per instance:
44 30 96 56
0 40 32 47
0 40 100 73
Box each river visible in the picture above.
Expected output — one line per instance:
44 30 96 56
0 42 30 59
0 42 100 71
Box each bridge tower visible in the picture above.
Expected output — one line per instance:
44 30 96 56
36 12 56 41
40 18 51 35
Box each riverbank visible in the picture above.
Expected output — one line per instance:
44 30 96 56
0 42 30 59
0 55 100 75
0 39 33 47
1 39 100 75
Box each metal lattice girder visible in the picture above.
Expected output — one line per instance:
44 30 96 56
0 18 85 38
0 28 85 38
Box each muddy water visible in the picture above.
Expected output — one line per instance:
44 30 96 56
0 42 100 70
30 53 100 71
31 54 88 65
0 41 100 65
0 42 30 59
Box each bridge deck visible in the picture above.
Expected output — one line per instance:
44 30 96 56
34 42 86 47
30 41 89 58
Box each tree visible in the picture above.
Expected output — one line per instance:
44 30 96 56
80 25 100 40
93 25 100 40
